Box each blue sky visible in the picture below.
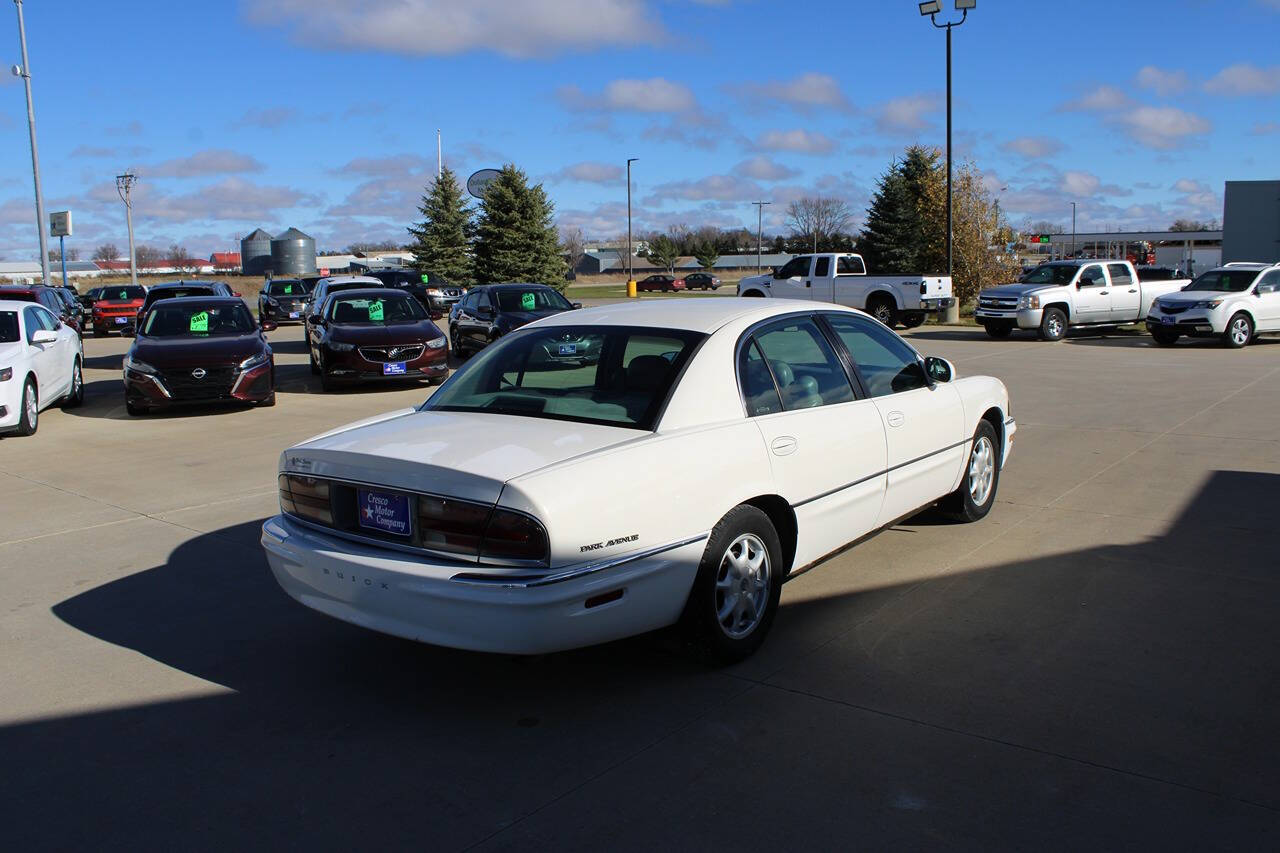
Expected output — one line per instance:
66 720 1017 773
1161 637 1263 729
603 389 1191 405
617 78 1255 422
1 0 1278 259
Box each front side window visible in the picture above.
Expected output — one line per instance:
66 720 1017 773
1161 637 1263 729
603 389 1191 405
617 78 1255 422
34 306 60 331
1257 270 1280 290
142 303 256 337
1078 265 1106 287
750 318 854 411
425 325 703 430
1188 269 1259 293
494 288 571 313
826 314 928 397
1022 264 1079 286
774 257 811 279
22 307 42 343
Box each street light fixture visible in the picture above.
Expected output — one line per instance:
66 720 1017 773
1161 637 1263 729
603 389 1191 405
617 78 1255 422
13 0 51 286
920 0 975 324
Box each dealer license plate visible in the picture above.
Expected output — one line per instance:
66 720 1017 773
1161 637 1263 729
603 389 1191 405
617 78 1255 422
357 489 412 537
1162 316 1174 325
288 311 300 319
383 362 406 375
114 317 128 325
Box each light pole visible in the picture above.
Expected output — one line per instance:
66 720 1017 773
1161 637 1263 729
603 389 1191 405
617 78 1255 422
1070 202 1077 257
12 0 51 286
626 158 638 286
920 0 974 324
116 172 138 286
752 201 771 273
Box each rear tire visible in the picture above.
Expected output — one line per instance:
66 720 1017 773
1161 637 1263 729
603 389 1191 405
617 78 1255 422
983 322 1013 339
1038 307 1067 341
679 505 784 664
868 296 897 328
1150 327 1180 347
1223 312 1253 349
902 312 927 329
940 420 1001 522
16 378 38 436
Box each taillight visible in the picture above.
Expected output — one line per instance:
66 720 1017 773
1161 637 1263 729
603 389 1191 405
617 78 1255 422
279 474 332 524
417 496 490 556
480 510 548 562
920 281 928 295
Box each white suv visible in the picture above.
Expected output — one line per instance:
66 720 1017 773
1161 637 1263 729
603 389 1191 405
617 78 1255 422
1146 263 1280 348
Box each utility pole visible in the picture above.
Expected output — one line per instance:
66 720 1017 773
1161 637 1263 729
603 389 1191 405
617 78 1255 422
1071 202 1077 257
627 158 638 286
116 172 138 286
436 129 442 179
752 201 771 273
13 0 51 285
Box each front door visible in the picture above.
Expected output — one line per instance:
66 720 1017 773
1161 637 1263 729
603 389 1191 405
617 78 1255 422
824 313 965 527
1074 264 1111 324
1254 270 1280 331
1106 263 1139 321
741 317 886 568
768 256 813 299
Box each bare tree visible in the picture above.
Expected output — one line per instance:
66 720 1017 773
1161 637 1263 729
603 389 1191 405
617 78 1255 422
93 243 120 263
786 197 852 252
560 226 585 275
134 245 163 265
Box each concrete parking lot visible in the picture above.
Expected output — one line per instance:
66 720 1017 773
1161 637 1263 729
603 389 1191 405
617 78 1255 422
3 316 1279 849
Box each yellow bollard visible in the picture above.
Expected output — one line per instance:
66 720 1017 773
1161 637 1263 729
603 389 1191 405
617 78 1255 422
627 279 638 298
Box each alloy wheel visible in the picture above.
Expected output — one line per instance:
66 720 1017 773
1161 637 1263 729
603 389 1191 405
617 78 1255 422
714 533 771 639
1231 318 1251 347
968 435 995 506
25 383 38 429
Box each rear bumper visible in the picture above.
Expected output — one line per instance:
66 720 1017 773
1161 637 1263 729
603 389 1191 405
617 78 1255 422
93 317 136 334
917 297 955 312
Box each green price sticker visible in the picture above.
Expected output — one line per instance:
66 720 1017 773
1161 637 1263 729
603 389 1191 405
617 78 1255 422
119 290 128 299
420 274 429 284
283 284 293 294
189 311 209 333
521 292 536 311
368 301 384 321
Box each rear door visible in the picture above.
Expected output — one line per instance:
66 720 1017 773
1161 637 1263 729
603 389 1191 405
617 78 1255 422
1106 263 1140 321
809 255 835 302
824 313 965 527
1073 264 1111 324
832 255 870 309
742 317 887 566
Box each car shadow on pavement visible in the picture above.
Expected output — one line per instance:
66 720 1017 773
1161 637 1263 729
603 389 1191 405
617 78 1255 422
82 352 128 371
6 471 1279 848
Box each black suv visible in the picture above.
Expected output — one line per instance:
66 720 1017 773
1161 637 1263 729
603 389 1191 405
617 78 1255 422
366 268 463 313
258 278 312 324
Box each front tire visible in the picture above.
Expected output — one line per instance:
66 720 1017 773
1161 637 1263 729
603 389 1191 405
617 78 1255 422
940 420 1001 522
679 505 784 664
16 378 38 436
1223 312 1253 349
126 399 147 416
1150 327 1180 347
1038 307 1067 341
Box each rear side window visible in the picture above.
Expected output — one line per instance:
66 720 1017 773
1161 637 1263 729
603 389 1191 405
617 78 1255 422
1108 264 1133 287
750 318 854 411
739 340 782 416
0 310 18 343
837 256 865 275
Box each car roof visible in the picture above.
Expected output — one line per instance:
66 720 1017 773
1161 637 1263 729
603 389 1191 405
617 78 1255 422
0 298 43 311
1213 263 1270 271
148 281 218 291
530 297 864 334
472 282 556 290
324 287 410 300
147 295 244 306
318 275 381 286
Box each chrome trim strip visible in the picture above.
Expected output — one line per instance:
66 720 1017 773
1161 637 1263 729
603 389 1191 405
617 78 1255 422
450 533 710 589
791 436 973 509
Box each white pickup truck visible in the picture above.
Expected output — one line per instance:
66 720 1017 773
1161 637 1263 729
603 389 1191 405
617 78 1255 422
975 260 1191 341
736 253 955 328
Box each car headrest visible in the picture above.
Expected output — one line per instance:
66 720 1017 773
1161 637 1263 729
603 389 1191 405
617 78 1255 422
768 360 794 387
625 355 670 392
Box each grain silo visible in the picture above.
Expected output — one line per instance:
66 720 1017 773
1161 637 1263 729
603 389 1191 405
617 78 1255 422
270 227 317 276
240 229 274 276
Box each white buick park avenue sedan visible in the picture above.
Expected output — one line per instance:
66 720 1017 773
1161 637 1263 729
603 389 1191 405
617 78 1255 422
262 299 1015 662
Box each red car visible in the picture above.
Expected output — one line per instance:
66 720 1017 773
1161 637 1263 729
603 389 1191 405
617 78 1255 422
91 284 146 336
636 274 686 292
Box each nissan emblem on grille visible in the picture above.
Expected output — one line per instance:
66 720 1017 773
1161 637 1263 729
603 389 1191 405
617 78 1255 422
191 368 206 379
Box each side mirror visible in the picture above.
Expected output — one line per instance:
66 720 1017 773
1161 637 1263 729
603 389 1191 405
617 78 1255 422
260 319 278 332
31 329 58 344
923 356 954 384
571 302 582 309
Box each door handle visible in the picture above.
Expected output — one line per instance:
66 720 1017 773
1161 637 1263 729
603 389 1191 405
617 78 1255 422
804 280 811 288
1128 288 1137 293
770 436 798 456
886 411 905 428
1100 290 1109 295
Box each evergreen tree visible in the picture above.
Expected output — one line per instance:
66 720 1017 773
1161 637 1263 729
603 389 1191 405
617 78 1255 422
407 166 474 284
858 145 945 274
645 235 679 272
694 241 719 270
473 164 566 288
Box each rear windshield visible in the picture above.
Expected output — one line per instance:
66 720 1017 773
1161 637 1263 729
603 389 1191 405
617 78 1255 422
424 325 704 430
104 286 146 300
266 280 310 296
1189 270 1259 292
0 311 18 343
328 294 425 325
150 288 214 302
142 303 256 337
494 288 572 313
1021 265 1079 285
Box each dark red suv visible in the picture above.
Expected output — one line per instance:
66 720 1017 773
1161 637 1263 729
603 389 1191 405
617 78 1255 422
0 285 83 334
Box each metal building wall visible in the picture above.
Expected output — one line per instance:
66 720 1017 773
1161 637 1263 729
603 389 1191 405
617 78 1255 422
1223 181 1280 264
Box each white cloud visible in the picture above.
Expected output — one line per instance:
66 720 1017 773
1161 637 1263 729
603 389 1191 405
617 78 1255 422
133 178 319 224
1135 66 1189 96
875 94 940 132
1116 106 1211 150
754 129 835 154
549 162 624 184
1060 85 1131 112
1061 171 1101 197
244 0 666 59
733 156 799 181
730 73 851 112
1251 121 1280 135
559 77 697 113
146 149 265 179
235 107 300 129
641 174 764 206
1203 64 1280 96
1000 136 1064 159
1172 179 1210 194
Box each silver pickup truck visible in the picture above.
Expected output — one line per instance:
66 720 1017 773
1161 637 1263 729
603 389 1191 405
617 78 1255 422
975 260 1190 341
